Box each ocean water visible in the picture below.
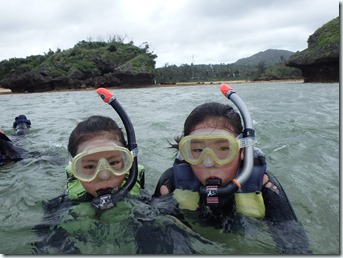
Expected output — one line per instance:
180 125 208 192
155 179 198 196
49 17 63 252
0 81 339 254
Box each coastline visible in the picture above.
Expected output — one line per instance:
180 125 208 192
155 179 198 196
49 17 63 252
0 88 12 94
0 79 304 95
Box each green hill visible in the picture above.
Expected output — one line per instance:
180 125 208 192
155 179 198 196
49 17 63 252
233 49 294 66
0 39 157 93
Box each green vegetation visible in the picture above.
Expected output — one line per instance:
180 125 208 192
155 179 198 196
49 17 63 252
313 17 339 47
0 36 157 81
155 60 302 84
286 16 339 82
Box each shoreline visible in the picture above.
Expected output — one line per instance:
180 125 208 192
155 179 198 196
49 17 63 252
0 79 305 95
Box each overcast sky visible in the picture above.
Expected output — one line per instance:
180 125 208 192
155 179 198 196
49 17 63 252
0 0 339 68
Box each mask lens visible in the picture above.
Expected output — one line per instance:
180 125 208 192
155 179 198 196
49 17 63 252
71 146 133 182
179 134 240 165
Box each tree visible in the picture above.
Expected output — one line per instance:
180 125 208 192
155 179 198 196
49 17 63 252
256 61 266 77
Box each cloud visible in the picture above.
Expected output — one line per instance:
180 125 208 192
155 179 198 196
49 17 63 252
0 0 339 67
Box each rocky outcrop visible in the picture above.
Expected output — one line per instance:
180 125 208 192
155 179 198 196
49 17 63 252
0 68 154 93
286 17 339 82
0 40 156 93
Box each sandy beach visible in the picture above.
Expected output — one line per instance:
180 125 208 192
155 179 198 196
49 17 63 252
0 88 12 94
0 79 304 95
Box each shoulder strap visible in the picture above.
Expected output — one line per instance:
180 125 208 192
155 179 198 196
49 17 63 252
239 147 267 193
173 162 201 191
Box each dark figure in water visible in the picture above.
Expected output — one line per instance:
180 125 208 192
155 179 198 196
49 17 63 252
0 127 64 166
13 115 31 136
0 115 32 164
0 131 26 164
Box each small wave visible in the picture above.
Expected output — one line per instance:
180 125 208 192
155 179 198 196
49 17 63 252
273 145 287 152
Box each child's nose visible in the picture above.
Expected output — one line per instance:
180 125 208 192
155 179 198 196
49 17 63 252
203 155 215 167
97 169 111 180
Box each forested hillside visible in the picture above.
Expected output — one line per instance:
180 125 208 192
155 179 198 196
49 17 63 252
155 49 302 84
233 49 294 66
0 36 157 92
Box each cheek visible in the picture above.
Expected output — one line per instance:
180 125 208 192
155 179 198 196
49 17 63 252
191 166 207 184
81 181 97 196
218 163 239 184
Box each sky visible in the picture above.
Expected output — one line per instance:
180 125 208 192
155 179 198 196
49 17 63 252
0 0 339 68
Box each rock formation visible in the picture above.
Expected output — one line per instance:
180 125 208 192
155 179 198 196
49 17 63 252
286 17 339 83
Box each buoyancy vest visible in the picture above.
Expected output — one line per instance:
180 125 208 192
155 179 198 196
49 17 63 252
65 164 145 200
172 147 267 219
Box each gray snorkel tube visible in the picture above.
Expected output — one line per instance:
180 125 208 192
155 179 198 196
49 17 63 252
199 84 255 206
92 87 139 211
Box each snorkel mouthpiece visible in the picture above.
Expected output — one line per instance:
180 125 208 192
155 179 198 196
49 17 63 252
92 188 117 210
200 178 238 206
95 87 140 211
200 84 255 206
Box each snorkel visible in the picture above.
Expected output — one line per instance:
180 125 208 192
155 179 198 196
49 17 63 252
199 84 255 206
93 87 139 210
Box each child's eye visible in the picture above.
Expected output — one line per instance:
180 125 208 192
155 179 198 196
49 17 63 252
109 160 121 166
84 164 96 170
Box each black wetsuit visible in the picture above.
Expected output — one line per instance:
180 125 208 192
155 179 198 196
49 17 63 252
0 132 23 163
153 160 312 254
32 190 226 255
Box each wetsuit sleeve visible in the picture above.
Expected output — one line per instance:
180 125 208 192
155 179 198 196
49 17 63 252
32 195 81 254
153 167 175 197
0 132 11 142
0 138 23 161
262 171 312 254
263 171 297 221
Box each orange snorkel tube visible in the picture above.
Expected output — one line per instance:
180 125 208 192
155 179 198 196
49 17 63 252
93 87 139 209
199 84 255 205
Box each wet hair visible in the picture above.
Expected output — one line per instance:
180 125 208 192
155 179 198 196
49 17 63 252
172 102 243 149
13 115 31 128
68 115 126 157
16 115 27 120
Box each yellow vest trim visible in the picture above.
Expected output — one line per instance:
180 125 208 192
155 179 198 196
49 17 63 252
172 189 266 219
173 189 200 211
234 192 265 219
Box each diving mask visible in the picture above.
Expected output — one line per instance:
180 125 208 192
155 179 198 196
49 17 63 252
179 133 254 165
71 146 134 182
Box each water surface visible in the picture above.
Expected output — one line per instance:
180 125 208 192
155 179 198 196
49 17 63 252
0 82 339 254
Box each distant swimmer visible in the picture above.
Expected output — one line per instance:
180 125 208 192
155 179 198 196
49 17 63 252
13 115 31 136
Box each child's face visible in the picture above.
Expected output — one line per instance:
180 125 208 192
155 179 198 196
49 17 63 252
76 136 127 197
188 121 244 186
